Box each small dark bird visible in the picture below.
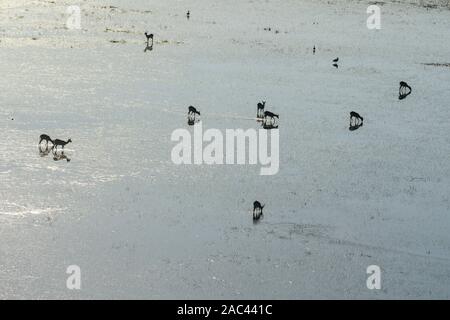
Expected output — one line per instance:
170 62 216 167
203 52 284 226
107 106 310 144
253 201 265 221
187 10 190 20
39 134 53 146
333 57 339 63
333 63 338 69
313 46 316 55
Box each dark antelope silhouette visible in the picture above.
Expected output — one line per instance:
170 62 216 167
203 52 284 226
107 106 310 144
264 111 279 119
253 201 265 222
350 111 363 128
333 57 339 63
145 32 153 45
262 110 279 128
53 138 72 150
144 32 154 52
257 101 266 118
39 134 53 146
399 81 412 100
188 106 200 125
188 106 200 116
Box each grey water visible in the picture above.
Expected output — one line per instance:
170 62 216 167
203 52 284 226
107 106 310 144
1 0 450 299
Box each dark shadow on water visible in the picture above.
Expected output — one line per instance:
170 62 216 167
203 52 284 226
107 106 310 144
188 116 201 126
260 114 279 129
262 123 278 130
349 123 363 131
39 145 71 162
399 92 411 100
188 117 201 126
144 44 153 52
52 149 71 162
253 215 263 225
38 145 53 157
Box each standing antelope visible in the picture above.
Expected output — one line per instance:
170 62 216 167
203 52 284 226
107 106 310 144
263 110 279 127
144 32 154 47
253 201 265 221
188 106 201 124
399 81 412 100
39 134 53 146
53 138 72 150
144 32 154 52
350 111 363 126
188 106 200 116
264 111 279 119
257 101 266 118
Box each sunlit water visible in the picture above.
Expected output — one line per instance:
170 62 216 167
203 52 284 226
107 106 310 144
1 0 450 298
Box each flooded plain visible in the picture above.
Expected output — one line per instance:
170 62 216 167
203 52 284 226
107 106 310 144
1 0 450 298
